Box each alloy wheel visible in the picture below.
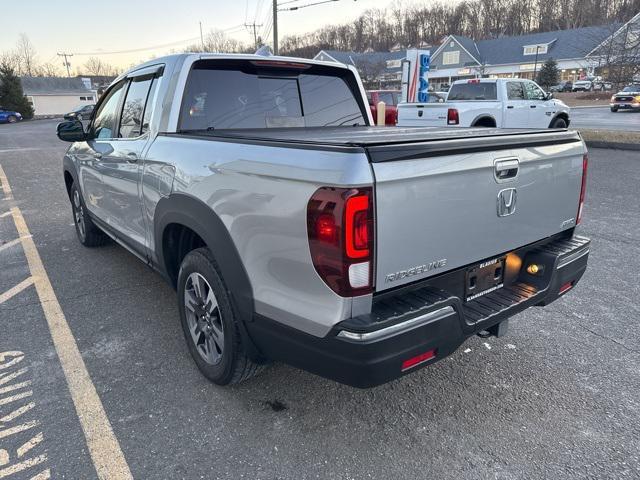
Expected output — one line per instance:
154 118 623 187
73 189 86 240
184 272 224 365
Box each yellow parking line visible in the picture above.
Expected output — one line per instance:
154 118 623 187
0 237 24 254
0 454 46 479
0 277 34 305
0 167 12 201
17 432 44 458
0 165 132 480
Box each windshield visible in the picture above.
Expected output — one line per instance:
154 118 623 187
179 60 367 130
622 86 640 92
448 82 497 101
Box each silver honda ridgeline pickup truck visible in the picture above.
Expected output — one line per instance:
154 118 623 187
57 54 590 388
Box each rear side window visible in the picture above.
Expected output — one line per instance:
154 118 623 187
507 82 525 100
448 82 497 101
179 61 367 130
119 76 154 138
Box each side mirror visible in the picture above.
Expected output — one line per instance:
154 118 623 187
545 92 554 100
57 120 87 142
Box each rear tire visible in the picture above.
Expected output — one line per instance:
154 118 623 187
70 183 108 247
610 107 618 112
7 115 17 124
177 247 264 385
551 117 568 128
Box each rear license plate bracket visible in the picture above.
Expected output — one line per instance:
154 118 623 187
465 256 505 302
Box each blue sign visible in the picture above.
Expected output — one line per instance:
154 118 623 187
417 53 430 103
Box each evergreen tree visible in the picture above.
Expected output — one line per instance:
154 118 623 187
536 58 560 90
0 63 34 119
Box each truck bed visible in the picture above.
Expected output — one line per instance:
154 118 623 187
173 125 585 292
175 126 581 158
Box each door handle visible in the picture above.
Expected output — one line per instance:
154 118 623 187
530 105 537 108
506 105 514 109
126 152 138 163
494 158 519 182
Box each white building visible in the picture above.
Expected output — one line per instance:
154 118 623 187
21 77 97 117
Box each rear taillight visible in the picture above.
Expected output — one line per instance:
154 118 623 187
307 187 374 296
447 108 459 125
577 153 588 225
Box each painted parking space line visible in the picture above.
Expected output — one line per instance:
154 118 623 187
0 213 11 219
0 238 30 255
0 164 132 479
0 278 34 306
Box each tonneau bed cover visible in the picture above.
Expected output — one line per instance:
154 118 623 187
173 126 582 162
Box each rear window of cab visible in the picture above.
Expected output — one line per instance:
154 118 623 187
179 60 368 130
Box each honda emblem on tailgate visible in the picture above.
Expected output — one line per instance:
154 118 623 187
497 188 517 217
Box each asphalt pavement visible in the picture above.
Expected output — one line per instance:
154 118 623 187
570 105 640 131
0 119 639 479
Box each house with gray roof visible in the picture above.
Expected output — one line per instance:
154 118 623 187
315 12 639 90
21 76 97 117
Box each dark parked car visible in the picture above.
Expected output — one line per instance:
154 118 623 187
610 85 640 112
550 81 573 92
64 104 95 121
0 108 23 124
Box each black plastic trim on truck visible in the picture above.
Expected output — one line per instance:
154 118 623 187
153 193 263 361
249 234 590 388
365 131 583 163
160 132 367 154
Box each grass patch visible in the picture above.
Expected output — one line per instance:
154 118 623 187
578 129 640 145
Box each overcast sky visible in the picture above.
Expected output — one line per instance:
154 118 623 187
1 0 401 71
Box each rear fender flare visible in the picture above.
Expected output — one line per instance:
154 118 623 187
470 114 497 127
153 193 262 360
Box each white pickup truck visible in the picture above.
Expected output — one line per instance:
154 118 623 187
397 78 571 129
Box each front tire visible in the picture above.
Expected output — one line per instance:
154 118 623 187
7 115 17 124
551 117 568 128
70 183 108 247
610 106 618 112
177 247 263 385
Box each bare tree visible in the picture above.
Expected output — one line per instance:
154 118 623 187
16 34 37 76
83 57 117 77
185 30 246 53
35 62 61 77
279 0 640 57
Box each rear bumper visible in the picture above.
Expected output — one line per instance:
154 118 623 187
249 234 590 388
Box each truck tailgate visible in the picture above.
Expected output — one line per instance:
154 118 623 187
368 130 585 292
396 103 449 127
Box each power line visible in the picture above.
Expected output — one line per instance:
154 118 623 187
72 24 245 56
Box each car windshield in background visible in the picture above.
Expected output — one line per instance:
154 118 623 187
622 86 640 92
180 61 366 130
448 82 498 101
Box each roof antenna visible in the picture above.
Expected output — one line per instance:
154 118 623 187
255 45 273 57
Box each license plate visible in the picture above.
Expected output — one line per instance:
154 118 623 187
465 257 505 302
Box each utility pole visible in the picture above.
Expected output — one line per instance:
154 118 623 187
200 21 205 50
273 0 279 55
57 52 73 77
245 21 264 49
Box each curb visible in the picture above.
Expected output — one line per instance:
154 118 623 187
585 140 640 151
570 105 610 109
